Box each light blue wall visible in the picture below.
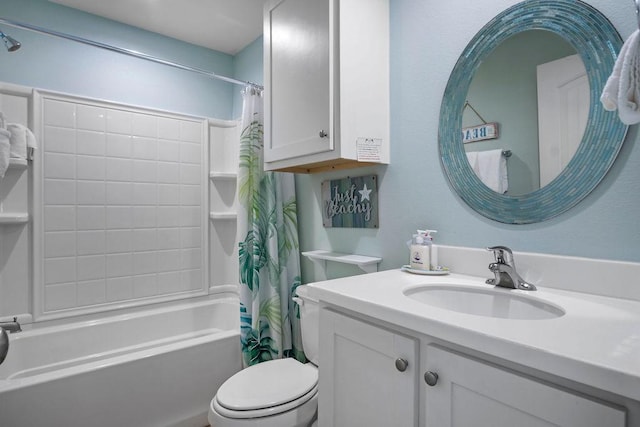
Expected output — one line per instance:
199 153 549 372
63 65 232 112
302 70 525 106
232 36 264 119
296 0 640 283
4 0 638 286
0 0 235 119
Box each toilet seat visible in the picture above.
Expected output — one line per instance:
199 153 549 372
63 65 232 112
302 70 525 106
214 358 318 419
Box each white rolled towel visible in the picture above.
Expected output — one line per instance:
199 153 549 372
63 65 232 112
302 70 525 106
7 123 37 160
0 128 11 178
600 29 640 124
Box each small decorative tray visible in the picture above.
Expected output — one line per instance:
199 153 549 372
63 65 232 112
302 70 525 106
401 265 450 276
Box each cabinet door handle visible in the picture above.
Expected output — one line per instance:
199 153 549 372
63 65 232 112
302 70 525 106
395 358 409 372
319 130 328 138
424 371 439 386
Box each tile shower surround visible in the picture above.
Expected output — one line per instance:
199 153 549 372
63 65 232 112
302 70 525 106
41 97 205 314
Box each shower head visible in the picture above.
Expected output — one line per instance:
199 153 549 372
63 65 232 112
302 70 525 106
0 31 20 52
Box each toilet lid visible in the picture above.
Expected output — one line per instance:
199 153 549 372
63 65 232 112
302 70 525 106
216 358 318 411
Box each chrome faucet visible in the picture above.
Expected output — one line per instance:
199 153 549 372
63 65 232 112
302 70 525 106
0 317 21 365
0 328 7 364
0 317 21 334
486 246 536 291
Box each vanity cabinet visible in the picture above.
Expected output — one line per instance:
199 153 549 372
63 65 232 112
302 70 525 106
319 308 626 427
263 0 390 173
319 309 418 426
424 345 625 427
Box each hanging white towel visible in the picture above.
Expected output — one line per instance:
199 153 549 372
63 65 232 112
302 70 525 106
7 123 37 160
0 128 11 179
600 29 640 125
465 150 479 173
466 149 508 193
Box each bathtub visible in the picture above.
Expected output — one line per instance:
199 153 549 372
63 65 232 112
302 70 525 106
0 294 242 427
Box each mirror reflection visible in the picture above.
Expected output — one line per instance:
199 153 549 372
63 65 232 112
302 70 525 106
462 30 587 196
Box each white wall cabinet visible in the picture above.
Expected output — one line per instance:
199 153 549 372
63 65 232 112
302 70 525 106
319 309 419 426
319 308 627 427
264 0 390 173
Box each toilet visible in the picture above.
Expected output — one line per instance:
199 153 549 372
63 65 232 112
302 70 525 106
208 285 319 427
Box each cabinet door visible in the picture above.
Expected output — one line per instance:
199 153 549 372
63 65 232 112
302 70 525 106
424 345 625 427
319 309 418 427
264 0 332 163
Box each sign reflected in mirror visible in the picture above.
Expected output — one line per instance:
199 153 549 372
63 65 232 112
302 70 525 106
438 0 627 224
462 30 587 196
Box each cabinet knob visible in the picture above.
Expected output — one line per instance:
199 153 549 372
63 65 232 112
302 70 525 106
319 130 328 138
395 358 409 372
424 371 439 386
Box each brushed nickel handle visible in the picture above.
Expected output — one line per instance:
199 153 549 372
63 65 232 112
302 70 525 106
424 371 439 386
395 358 409 372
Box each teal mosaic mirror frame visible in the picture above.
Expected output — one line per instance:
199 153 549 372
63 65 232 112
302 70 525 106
439 0 627 224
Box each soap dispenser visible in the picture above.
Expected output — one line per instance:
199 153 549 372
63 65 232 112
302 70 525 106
410 230 437 271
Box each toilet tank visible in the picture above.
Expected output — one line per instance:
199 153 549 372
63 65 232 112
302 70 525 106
294 285 319 365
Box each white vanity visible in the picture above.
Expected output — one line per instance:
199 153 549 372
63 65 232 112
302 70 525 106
307 249 640 426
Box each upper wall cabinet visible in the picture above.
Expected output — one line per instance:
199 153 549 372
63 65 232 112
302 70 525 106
264 0 390 173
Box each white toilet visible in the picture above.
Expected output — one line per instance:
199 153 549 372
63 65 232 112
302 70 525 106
208 285 319 427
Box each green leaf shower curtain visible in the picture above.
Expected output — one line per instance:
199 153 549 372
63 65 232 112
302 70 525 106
237 88 305 367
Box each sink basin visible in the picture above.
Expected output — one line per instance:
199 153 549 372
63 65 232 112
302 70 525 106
403 285 565 320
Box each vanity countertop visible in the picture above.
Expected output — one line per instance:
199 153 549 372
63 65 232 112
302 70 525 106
306 269 640 401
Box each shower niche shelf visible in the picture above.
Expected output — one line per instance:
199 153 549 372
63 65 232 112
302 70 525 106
208 119 241 289
8 158 28 170
209 212 237 221
0 213 29 225
1 149 30 228
209 172 237 181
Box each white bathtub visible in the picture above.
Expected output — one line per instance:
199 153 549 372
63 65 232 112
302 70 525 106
0 295 242 427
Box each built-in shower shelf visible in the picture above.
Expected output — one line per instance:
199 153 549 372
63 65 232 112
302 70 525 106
209 212 237 220
302 250 382 276
8 158 28 170
209 172 237 181
0 213 29 225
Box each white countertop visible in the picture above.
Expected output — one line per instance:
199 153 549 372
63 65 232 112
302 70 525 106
306 269 640 401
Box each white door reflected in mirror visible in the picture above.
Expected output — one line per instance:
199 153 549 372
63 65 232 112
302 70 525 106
537 54 589 188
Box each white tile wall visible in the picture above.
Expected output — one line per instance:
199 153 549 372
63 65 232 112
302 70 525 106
41 98 206 314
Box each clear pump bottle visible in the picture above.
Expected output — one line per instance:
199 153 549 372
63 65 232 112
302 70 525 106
409 230 437 271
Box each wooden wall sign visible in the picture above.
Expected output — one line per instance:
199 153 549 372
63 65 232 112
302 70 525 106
462 122 499 143
322 175 378 228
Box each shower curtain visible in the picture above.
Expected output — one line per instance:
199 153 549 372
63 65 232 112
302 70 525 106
237 88 305 366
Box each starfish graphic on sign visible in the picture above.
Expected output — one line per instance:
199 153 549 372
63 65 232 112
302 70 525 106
359 184 372 202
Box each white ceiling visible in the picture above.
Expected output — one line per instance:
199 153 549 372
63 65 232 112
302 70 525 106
49 0 265 55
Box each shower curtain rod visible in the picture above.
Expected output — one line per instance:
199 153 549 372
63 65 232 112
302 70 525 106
0 17 264 91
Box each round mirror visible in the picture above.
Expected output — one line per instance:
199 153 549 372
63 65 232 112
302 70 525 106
439 0 627 224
